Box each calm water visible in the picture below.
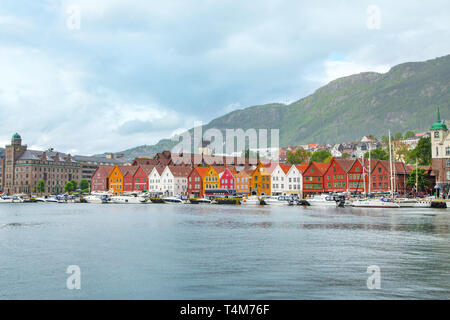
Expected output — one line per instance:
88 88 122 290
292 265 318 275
0 203 449 300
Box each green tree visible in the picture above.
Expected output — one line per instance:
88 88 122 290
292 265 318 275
287 149 309 165
407 169 431 192
64 181 75 193
36 180 45 194
310 150 332 163
393 132 403 141
79 179 90 191
364 148 389 160
404 130 415 139
409 137 432 166
70 180 78 191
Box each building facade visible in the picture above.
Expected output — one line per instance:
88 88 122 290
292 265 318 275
2 133 81 194
430 109 450 196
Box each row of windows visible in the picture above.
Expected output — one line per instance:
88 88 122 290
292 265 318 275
327 175 345 180
305 176 321 182
305 183 322 189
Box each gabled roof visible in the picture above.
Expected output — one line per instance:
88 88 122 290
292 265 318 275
279 164 291 174
193 166 210 177
211 166 226 175
119 165 138 176
140 165 157 175
167 166 192 178
315 162 331 174
295 162 309 174
93 165 114 177
334 158 355 172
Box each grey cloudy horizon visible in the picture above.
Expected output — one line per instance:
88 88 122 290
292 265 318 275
1 0 449 155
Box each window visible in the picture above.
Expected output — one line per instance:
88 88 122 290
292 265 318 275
447 171 450 180
446 147 450 156
447 159 450 167
436 147 439 157
434 131 440 138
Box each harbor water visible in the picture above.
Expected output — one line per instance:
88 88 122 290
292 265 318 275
0 203 449 299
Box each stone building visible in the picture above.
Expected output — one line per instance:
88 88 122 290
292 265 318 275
430 109 450 196
1 133 81 195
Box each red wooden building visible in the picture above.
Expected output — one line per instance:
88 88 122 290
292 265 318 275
91 165 114 192
323 158 354 193
218 167 235 191
187 167 208 198
123 166 138 192
133 166 149 192
303 162 330 195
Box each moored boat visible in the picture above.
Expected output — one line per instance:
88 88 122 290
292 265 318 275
240 196 262 205
306 194 339 207
260 196 293 206
189 197 211 204
352 198 400 208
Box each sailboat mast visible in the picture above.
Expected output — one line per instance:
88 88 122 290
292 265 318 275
368 144 371 195
388 131 394 199
416 158 418 196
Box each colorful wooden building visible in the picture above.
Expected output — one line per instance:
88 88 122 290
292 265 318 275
91 165 114 192
250 163 272 196
303 162 330 195
323 158 354 193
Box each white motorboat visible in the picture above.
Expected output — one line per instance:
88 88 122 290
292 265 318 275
84 195 105 204
111 195 147 204
240 196 262 205
189 197 211 204
162 196 188 204
413 200 432 208
306 194 339 207
0 196 22 203
352 198 400 208
45 196 59 203
396 198 420 208
261 196 293 206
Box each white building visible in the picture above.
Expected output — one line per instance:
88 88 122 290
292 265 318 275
148 166 165 194
269 164 288 196
148 166 191 196
285 165 303 197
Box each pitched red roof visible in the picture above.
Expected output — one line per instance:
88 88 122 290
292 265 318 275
94 165 114 177
295 162 309 174
334 158 355 172
167 165 192 178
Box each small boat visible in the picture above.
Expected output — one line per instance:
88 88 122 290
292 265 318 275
396 198 421 208
162 196 188 204
189 197 211 204
211 197 241 205
45 196 59 203
260 196 293 206
306 194 339 207
0 196 22 203
111 195 147 204
240 196 262 205
84 195 104 204
352 198 400 208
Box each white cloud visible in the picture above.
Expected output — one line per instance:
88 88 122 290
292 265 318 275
0 0 449 154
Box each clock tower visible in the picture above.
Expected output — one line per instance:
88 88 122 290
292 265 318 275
4 133 27 194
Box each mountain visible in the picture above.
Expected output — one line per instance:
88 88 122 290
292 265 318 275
106 54 450 159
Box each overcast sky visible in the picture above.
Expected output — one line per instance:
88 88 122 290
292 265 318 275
1 0 449 155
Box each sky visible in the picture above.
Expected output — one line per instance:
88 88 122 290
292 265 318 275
0 0 450 155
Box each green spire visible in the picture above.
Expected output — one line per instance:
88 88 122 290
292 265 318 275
430 108 447 131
